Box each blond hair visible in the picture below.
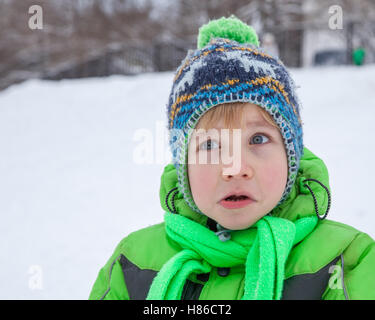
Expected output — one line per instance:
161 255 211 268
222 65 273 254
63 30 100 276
196 102 279 130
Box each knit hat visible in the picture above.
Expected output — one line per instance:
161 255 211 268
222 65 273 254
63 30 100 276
166 16 304 215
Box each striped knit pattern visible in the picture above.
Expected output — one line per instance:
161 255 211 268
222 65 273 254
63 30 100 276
166 37 304 215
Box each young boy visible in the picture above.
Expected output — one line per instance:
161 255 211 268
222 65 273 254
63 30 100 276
89 17 375 300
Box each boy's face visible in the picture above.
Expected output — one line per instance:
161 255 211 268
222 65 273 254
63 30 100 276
187 103 288 230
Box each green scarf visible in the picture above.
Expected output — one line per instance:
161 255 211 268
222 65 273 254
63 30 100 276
146 211 318 300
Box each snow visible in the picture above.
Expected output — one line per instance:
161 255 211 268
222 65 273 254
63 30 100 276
0 65 374 299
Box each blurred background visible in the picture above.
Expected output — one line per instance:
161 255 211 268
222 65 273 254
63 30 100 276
1 0 375 300
1 0 375 91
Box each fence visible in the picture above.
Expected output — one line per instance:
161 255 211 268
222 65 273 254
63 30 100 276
42 40 195 81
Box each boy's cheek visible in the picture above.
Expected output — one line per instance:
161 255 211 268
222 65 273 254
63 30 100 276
261 164 288 192
188 165 217 196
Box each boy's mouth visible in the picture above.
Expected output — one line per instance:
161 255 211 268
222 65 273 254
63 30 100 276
224 195 249 201
219 192 255 209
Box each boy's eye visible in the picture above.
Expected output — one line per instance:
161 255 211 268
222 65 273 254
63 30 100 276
199 139 219 150
250 134 270 145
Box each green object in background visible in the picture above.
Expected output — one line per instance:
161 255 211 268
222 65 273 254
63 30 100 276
352 47 365 65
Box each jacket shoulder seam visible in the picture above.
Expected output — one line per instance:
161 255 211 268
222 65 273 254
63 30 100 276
100 254 122 300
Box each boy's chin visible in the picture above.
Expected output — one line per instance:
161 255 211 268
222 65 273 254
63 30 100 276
213 213 267 231
213 218 255 231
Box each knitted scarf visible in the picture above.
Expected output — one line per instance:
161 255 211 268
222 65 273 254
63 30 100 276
146 211 318 300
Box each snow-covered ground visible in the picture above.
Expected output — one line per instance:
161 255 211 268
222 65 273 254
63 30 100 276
0 65 374 299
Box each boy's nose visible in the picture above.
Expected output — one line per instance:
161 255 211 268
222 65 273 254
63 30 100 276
221 159 254 181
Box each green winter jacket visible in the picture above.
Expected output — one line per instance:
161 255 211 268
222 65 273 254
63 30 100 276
89 147 375 300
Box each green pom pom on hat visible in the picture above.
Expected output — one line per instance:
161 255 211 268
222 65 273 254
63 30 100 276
197 15 259 49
